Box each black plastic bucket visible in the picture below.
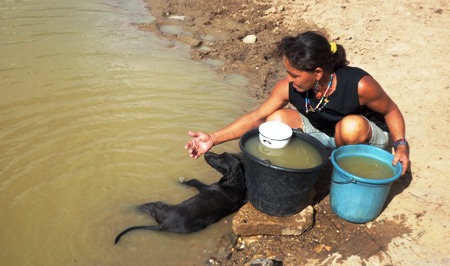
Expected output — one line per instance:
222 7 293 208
239 128 328 216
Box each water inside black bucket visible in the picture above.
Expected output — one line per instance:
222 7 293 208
240 128 328 216
244 135 323 169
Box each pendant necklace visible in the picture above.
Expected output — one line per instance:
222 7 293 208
305 74 333 113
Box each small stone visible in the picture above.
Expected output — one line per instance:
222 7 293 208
243 34 257 44
264 7 276 15
168 15 186 20
314 244 325 253
250 258 274 266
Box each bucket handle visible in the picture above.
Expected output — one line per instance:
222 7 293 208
332 177 356 184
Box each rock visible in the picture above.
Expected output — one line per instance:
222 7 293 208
232 203 314 236
243 34 257 44
168 15 186 20
314 243 325 253
264 7 277 15
386 43 413 57
264 6 283 15
250 258 283 266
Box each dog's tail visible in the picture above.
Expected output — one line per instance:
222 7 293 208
114 225 161 245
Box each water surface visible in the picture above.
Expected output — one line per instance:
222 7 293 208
0 0 258 265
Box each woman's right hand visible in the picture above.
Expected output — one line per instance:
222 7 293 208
184 131 215 159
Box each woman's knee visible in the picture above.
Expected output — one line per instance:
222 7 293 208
266 108 303 129
335 115 371 146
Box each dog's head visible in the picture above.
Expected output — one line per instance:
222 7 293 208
204 152 243 176
205 151 246 193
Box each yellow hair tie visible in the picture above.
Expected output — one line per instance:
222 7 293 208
330 42 337 54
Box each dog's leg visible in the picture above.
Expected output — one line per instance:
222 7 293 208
137 201 171 224
181 179 209 192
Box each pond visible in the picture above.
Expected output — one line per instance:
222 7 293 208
0 0 258 265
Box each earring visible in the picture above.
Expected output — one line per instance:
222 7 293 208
314 80 319 93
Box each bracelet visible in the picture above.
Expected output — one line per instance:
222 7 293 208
393 138 409 150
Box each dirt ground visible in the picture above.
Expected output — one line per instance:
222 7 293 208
140 0 449 265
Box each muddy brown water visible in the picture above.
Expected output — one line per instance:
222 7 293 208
0 0 258 265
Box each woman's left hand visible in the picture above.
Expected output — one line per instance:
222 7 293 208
392 145 410 175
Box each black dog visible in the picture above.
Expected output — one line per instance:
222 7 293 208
114 151 246 244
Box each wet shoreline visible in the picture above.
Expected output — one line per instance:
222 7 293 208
139 0 313 100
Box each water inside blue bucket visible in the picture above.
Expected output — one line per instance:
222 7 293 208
330 144 402 223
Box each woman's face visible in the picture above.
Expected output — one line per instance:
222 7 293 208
283 56 317 92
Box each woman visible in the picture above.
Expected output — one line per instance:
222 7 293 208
185 31 410 175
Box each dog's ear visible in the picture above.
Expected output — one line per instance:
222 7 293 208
233 152 244 163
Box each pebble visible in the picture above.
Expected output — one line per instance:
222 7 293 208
168 15 186 20
265 7 276 15
243 34 257 44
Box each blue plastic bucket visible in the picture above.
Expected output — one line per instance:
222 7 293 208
330 145 402 223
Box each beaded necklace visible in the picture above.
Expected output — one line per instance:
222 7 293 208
305 74 333 113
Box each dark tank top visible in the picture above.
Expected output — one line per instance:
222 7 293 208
289 66 388 137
